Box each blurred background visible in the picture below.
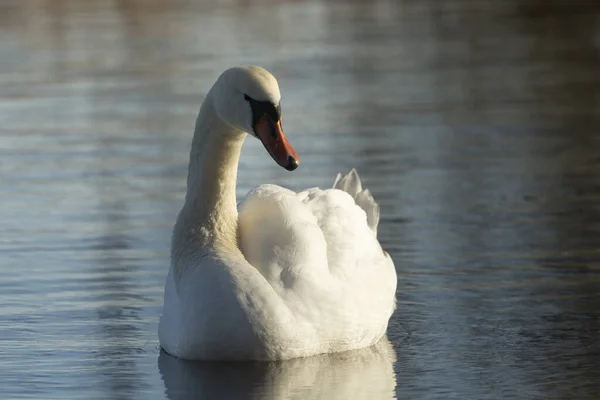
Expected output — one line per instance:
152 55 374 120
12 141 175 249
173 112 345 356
1 0 599 399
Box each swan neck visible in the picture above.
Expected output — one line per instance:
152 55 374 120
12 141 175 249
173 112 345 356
180 93 245 248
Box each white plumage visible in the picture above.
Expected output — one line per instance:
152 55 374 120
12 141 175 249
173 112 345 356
159 66 397 360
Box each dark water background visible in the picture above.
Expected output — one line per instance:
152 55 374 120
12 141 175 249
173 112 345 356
1 0 599 398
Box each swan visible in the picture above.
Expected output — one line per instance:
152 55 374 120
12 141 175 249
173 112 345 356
159 66 397 361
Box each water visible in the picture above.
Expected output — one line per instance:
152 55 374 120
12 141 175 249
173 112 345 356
1 0 599 398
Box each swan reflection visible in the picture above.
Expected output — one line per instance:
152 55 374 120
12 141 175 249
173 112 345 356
159 338 396 400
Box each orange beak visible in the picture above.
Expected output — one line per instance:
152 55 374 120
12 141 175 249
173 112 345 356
254 116 299 171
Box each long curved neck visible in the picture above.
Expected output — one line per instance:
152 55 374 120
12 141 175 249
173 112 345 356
174 92 245 256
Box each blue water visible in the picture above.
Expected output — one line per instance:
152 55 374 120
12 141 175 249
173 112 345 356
1 1 600 398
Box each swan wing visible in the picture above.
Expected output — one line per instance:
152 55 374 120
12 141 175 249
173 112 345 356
238 170 397 343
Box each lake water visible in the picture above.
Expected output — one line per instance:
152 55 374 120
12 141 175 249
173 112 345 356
1 0 599 399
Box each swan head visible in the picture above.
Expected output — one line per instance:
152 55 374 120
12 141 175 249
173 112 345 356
211 66 299 171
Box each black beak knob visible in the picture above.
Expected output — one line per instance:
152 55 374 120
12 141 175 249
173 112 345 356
284 156 299 171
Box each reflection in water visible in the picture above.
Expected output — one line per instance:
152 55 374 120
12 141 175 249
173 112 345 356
1 0 600 399
159 339 396 400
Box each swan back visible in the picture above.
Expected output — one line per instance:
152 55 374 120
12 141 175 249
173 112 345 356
237 170 396 356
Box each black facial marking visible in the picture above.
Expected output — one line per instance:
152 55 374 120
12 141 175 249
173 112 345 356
244 94 281 126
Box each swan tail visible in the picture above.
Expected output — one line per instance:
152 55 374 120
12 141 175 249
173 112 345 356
333 168 380 236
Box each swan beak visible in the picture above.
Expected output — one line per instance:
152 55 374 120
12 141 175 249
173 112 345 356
255 116 299 171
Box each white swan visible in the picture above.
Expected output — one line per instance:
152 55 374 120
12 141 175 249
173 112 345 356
159 66 397 360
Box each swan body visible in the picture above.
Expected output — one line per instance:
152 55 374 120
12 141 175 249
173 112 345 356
159 66 397 360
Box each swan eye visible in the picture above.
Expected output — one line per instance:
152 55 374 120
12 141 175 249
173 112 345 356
244 94 281 124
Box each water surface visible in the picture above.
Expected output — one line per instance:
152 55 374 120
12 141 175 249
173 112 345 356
1 0 600 399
